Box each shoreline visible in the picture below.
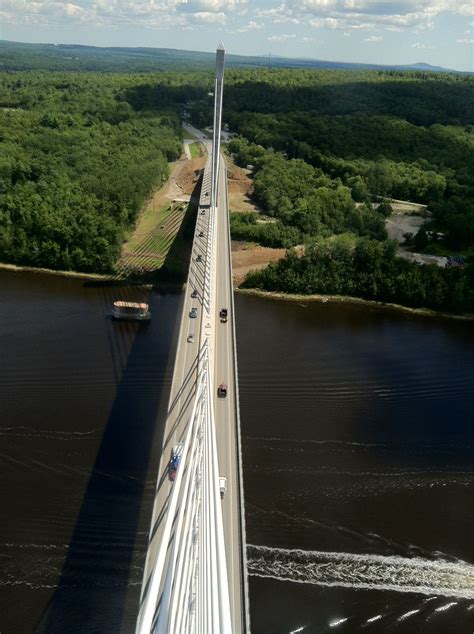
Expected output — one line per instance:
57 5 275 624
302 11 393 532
2 261 473 321
0 261 185 291
235 287 474 322
0 261 111 281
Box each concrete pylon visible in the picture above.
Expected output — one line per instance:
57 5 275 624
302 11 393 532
211 42 225 210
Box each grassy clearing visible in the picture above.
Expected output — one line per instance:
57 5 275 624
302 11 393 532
189 142 204 159
158 201 197 282
117 200 190 278
125 201 178 252
115 151 202 281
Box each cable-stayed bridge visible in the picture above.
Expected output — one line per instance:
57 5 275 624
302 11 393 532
136 43 250 633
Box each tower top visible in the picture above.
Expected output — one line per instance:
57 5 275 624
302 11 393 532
217 41 225 51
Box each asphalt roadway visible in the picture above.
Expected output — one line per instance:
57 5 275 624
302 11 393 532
213 153 248 632
139 134 248 632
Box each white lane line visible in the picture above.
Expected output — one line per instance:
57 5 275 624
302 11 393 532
223 191 237 617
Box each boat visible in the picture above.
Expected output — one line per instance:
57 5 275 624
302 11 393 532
112 301 151 321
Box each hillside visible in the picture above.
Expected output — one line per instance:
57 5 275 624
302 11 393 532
0 40 462 74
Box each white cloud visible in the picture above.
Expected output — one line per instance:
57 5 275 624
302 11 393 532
258 0 474 34
364 34 382 42
188 10 226 21
237 19 262 31
0 0 240 27
176 0 241 13
268 32 296 40
411 41 434 48
0 0 99 25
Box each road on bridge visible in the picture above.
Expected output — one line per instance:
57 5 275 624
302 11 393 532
214 150 248 633
138 124 248 632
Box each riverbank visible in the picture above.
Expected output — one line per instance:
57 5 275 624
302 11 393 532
0 262 111 281
0 262 187 292
4 260 473 321
0 145 202 286
236 287 474 322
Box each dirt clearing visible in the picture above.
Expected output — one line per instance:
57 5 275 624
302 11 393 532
176 157 206 197
232 242 285 286
385 200 428 243
381 199 447 267
226 163 263 214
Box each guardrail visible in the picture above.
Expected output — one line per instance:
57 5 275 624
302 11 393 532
136 341 231 633
222 155 251 632
136 142 233 632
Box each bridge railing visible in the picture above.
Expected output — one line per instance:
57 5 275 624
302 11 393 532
135 341 231 634
222 156 251 631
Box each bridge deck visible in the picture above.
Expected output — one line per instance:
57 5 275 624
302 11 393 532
137 127 249 632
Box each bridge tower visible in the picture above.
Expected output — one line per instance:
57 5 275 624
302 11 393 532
135 42 249 634
211 41 225 209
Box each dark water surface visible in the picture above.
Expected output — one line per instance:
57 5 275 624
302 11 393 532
0 271 473 633
0 270 182 633
236 294 474 634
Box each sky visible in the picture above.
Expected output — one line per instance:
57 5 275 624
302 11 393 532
1 0 473 71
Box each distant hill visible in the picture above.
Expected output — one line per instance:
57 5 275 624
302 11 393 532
408 62 455 72
0 39 464 74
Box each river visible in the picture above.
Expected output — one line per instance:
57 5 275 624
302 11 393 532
0 270 473 633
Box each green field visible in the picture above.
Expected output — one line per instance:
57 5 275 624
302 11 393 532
189 142 204 159
118 201 190 277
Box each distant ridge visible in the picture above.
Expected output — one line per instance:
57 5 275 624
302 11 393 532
0 39 467 74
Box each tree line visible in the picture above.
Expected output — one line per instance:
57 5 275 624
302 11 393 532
1 65 473 310
218 69 474 312
0 73 182 272
244 235 474 313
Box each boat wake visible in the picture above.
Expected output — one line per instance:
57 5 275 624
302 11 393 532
247 545 474 600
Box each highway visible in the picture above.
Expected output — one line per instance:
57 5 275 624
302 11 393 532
214 151 248 633
138 125 248 632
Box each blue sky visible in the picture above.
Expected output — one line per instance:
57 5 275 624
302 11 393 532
1 0 473 71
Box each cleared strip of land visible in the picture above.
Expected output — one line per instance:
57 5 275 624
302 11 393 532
116 155 205 278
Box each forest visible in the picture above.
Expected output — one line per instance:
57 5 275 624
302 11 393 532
0 73 182 272
217 69 474 312
1 41 452 73
1 60 473 310
243 235 474 312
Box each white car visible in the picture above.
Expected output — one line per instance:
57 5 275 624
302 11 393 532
219 477 227 499
187 334 195 343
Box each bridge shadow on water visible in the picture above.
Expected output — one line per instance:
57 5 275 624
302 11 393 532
35 200 200 634
34 289 182 634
